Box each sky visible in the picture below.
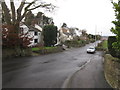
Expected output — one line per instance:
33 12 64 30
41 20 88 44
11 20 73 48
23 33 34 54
40 0 116 36
4 0 117 36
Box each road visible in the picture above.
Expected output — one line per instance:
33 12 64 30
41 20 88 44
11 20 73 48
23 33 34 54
2 42 111 88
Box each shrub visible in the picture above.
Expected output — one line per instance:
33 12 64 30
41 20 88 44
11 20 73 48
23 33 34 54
43 25 58 47
108 36 120 58
2 25 32 48
64 40 86 47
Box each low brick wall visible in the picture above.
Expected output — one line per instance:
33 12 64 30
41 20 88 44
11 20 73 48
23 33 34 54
104 54 120 89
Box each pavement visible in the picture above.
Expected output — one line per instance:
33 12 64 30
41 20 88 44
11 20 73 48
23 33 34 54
62 53 112 88
2 42 112 88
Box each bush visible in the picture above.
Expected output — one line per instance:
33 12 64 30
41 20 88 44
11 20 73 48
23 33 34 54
90 39 95 43
2 25 32 48
43 25 58 47
64 40 86 47
96 40 108 51
108 36 120 58
98 42 102 47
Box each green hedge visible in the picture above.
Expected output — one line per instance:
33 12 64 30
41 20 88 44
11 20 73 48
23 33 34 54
32 47 57 51
108 36 120 58
64 40 86 47
96 40 108 51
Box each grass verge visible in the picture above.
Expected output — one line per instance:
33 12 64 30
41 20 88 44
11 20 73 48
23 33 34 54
32 47 57 51
102 40 108 49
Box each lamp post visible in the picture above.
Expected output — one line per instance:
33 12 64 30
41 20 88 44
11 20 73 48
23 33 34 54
100 32 102 40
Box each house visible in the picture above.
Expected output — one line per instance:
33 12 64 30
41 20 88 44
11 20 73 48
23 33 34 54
59 27 73 43
20 23 42 47
101 36 108 41
28 24 42 46
69 28 82 38
58 27 83 43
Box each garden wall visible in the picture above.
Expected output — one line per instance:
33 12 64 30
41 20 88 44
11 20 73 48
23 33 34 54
2 48 32 59
33 46 63 54
104 54 120 89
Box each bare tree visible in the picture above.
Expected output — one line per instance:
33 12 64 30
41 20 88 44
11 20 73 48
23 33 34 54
1 0 56 55
1 0 55 33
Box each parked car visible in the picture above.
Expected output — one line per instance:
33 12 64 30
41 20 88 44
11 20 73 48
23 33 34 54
87 46 96 53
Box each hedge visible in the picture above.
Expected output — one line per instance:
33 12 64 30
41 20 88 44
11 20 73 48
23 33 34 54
108 36 120 58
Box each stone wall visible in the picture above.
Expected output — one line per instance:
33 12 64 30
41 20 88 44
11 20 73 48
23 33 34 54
104 54 120 89
2 48 32 59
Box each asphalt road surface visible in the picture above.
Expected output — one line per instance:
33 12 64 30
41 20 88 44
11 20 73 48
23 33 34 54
2 42 111 88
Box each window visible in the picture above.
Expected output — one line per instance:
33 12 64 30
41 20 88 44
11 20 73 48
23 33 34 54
34 39 38 43
20 27 23 31
20 27 24 33
34 31 38 35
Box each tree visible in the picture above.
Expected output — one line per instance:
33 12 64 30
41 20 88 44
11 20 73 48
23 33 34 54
36 12 43 18
88 34 95 39
43 25 58 46
111 1 120 52
1 0 55 49
61 23 67 28
24 11 34 26
35 12 54 26
43 16 53 25
2 25 33 48
81 29 87 36
1 0 55 33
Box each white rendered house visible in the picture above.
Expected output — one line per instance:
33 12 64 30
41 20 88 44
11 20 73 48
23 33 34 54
20 23 42 47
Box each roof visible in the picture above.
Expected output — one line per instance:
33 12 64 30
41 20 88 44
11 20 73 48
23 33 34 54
28 25 42 32
60 27 71 35
35 24 42 32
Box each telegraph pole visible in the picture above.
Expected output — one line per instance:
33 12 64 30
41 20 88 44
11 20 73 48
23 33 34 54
95 25 97 47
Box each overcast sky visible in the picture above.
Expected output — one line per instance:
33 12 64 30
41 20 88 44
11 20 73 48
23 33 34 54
5 0 116 36
39 0 116 36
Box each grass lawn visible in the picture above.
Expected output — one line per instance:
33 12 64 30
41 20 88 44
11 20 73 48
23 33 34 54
32 47 57 51
44 47 57 49
32 47 40 51
102 40 108 49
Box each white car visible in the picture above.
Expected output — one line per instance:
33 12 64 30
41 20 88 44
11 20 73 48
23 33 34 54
87 46 96 53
